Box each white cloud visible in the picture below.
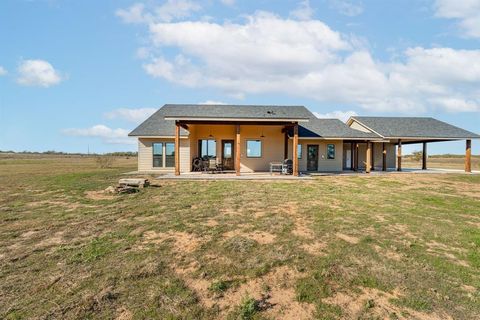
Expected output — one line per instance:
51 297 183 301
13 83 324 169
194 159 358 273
63 125 134 144
0 66 7 76
290 0 314 21
435 0 480 38
16 59 63 87
329 0 363 17
199 100 227 105
116 0 201 24
121 8 480 114
314 110 358 122
220 0 235 6
104 107 157 124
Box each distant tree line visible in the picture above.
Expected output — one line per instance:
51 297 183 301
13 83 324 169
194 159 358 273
0 150 137 156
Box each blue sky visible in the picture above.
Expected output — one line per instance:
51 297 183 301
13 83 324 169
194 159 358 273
0 0 479 154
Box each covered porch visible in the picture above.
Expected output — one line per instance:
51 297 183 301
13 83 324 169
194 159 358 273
173 120 302 176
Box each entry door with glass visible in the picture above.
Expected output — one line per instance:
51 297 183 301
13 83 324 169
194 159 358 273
307 145 319 171
222 140 234 170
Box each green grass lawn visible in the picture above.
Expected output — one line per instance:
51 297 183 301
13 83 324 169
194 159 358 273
1 154 479 319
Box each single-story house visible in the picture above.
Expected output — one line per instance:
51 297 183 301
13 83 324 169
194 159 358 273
129 104 479 175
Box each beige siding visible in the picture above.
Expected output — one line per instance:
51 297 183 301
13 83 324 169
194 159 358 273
137 138 189 172
288 139 343 172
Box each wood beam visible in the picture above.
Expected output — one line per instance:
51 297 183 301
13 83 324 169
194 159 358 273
235 125 241 176
465 139 472 173
354 143 359 171
422 142 427 170
350 143 354 170
179 123 189 130
284 130 289 160
175 122 180 176
382 142 387 172
397 139 402 172
293 124 299 176
371 143 375 171
366 141 371 174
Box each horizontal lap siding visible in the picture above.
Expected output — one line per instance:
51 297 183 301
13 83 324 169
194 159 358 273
138 138 190 172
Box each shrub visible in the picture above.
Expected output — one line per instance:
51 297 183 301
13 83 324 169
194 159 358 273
411 151 423 162
95 156 115 168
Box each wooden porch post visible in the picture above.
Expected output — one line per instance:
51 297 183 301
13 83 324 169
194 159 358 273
371 143 375 171
350 143 354 170
465 139 472 173
293 123 299 176
235 124 241 176
422 142 427 170
382 142 387 172
397 139 402 172
354 143 359 171
366 141 371 174
284 130 289 160
175 122 180 176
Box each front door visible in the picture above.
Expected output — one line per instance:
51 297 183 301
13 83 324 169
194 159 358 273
221 140 234 170
307 145 319 171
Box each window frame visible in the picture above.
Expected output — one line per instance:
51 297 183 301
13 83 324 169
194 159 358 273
246 139 262 158
326 143 336 160
152 142 164 168
165 142 175 168
198 139 217 159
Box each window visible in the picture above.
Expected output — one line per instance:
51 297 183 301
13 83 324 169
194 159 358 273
246 140 262 158
327 144 335 159
223 142 232 159
153 143 163 167
297 144 302 159
198 139 216 159
165 142 175 167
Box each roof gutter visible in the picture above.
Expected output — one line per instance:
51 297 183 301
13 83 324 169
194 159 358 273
164 117 309 122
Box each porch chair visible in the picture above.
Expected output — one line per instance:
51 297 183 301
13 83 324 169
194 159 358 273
282 159 293 175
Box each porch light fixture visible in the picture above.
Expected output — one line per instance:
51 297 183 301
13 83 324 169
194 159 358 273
260 129 265 138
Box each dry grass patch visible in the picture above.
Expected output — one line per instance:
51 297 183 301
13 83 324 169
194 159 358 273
324 288 450 320
223 229 276 245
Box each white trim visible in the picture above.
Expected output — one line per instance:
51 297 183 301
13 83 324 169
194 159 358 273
294 137 383 141
164 117 309 122
347 118 384 137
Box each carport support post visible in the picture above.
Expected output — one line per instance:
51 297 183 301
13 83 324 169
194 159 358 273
397 139 402 172
175 122 180 176
366 141 371 174
293 123 299 176
371 143 375 170
235 124 241 176
465 139 472 173
422 142 427 170
284 130 289 160
382 142 387 171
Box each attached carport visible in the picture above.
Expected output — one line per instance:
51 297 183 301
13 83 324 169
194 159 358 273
346 116 479 173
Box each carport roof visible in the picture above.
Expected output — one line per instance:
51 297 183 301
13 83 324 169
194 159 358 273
348 116 480 139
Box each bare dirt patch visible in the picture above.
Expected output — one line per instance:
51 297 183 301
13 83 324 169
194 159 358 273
85 190 116 200
223 230 276 245
336 232 360 244
324 287 450 320
219 266 314 319
140 230 207 253
373 244 402 261
301 241 327 256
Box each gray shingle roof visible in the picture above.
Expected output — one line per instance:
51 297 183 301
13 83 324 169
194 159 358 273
351 116 480 139
129 104 315 136
160 104 314 120
129 107 189 137
296 118 381 139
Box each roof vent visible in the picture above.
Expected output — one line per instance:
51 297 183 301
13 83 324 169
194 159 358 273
266 110 276 115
